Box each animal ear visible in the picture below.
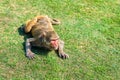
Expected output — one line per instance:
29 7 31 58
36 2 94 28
50 18 61 25
38 32 47 42
41 32 46 37
38 32 46 38
25 18 37 33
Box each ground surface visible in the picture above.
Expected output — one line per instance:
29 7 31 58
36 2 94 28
0 0 120 80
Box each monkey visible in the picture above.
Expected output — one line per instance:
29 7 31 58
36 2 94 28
22 15 69 59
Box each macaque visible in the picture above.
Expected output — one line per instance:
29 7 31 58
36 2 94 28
22 15 69 59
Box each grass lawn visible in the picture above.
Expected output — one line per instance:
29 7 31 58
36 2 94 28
0 0 120 80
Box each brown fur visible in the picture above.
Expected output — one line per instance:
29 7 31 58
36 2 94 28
23 15 69 59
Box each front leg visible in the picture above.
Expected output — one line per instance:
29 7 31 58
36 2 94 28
26 38 36 59
57 40 69 59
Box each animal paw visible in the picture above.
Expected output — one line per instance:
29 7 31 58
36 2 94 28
59 53 69 59
26 51 35 59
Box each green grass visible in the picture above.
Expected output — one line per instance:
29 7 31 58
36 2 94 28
0 0 120 80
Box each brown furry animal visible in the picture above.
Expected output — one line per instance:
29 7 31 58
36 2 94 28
22 15 69 59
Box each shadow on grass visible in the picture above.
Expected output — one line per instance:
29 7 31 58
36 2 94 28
18 24 50 57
